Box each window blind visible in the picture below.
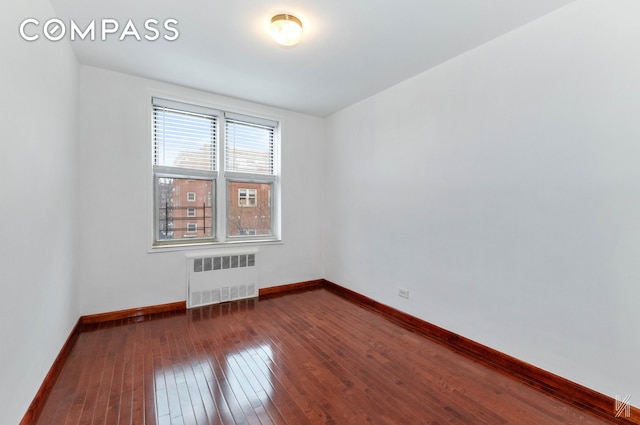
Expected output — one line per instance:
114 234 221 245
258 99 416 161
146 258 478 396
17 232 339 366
225 114 275 176
153 99 217 172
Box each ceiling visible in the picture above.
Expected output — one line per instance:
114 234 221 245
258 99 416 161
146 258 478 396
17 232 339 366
48 0 576 117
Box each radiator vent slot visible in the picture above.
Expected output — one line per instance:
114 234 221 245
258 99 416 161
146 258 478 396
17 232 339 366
193 254 255 273
187 251 258 308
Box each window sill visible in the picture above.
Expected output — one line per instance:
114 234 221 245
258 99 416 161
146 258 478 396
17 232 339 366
147 238 283 254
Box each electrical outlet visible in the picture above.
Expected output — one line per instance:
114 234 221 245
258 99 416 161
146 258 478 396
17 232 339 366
398 288 409 299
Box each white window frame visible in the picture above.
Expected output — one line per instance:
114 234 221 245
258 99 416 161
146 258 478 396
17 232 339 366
151 96 281 248
186 208 196 217
224 111 278 241
152 97 217 247
186 223 197 233
238 188 257 207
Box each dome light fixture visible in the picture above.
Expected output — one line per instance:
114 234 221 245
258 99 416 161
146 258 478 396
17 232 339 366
270 14 303 47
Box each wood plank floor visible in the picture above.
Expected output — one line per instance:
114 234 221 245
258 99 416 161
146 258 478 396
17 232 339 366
34 288 617 425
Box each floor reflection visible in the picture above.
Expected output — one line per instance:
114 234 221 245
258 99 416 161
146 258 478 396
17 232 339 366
153 342 275 424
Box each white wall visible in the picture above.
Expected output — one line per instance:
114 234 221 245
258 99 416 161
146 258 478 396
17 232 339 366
324 0 640 402
78 66 324 315
0 0 80 423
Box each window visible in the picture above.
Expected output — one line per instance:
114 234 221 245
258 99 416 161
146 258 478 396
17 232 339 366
153 98 216 245
152 98 279 246
225 115 277 239
238 188 257 207
225 114 276 239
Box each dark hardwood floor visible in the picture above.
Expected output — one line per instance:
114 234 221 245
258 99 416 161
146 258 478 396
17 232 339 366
34 288 617 425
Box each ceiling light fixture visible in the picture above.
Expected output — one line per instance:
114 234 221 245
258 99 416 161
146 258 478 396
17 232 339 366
270 14 303 47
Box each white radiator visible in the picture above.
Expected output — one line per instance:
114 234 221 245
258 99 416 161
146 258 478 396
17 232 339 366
186 249 259 308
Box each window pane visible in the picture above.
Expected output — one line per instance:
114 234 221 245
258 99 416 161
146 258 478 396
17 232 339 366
153 106 216 171
225 120 274 175
227 181 272 237
157 177 214 241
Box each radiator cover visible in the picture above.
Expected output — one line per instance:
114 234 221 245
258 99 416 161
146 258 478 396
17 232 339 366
186 249 259 308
